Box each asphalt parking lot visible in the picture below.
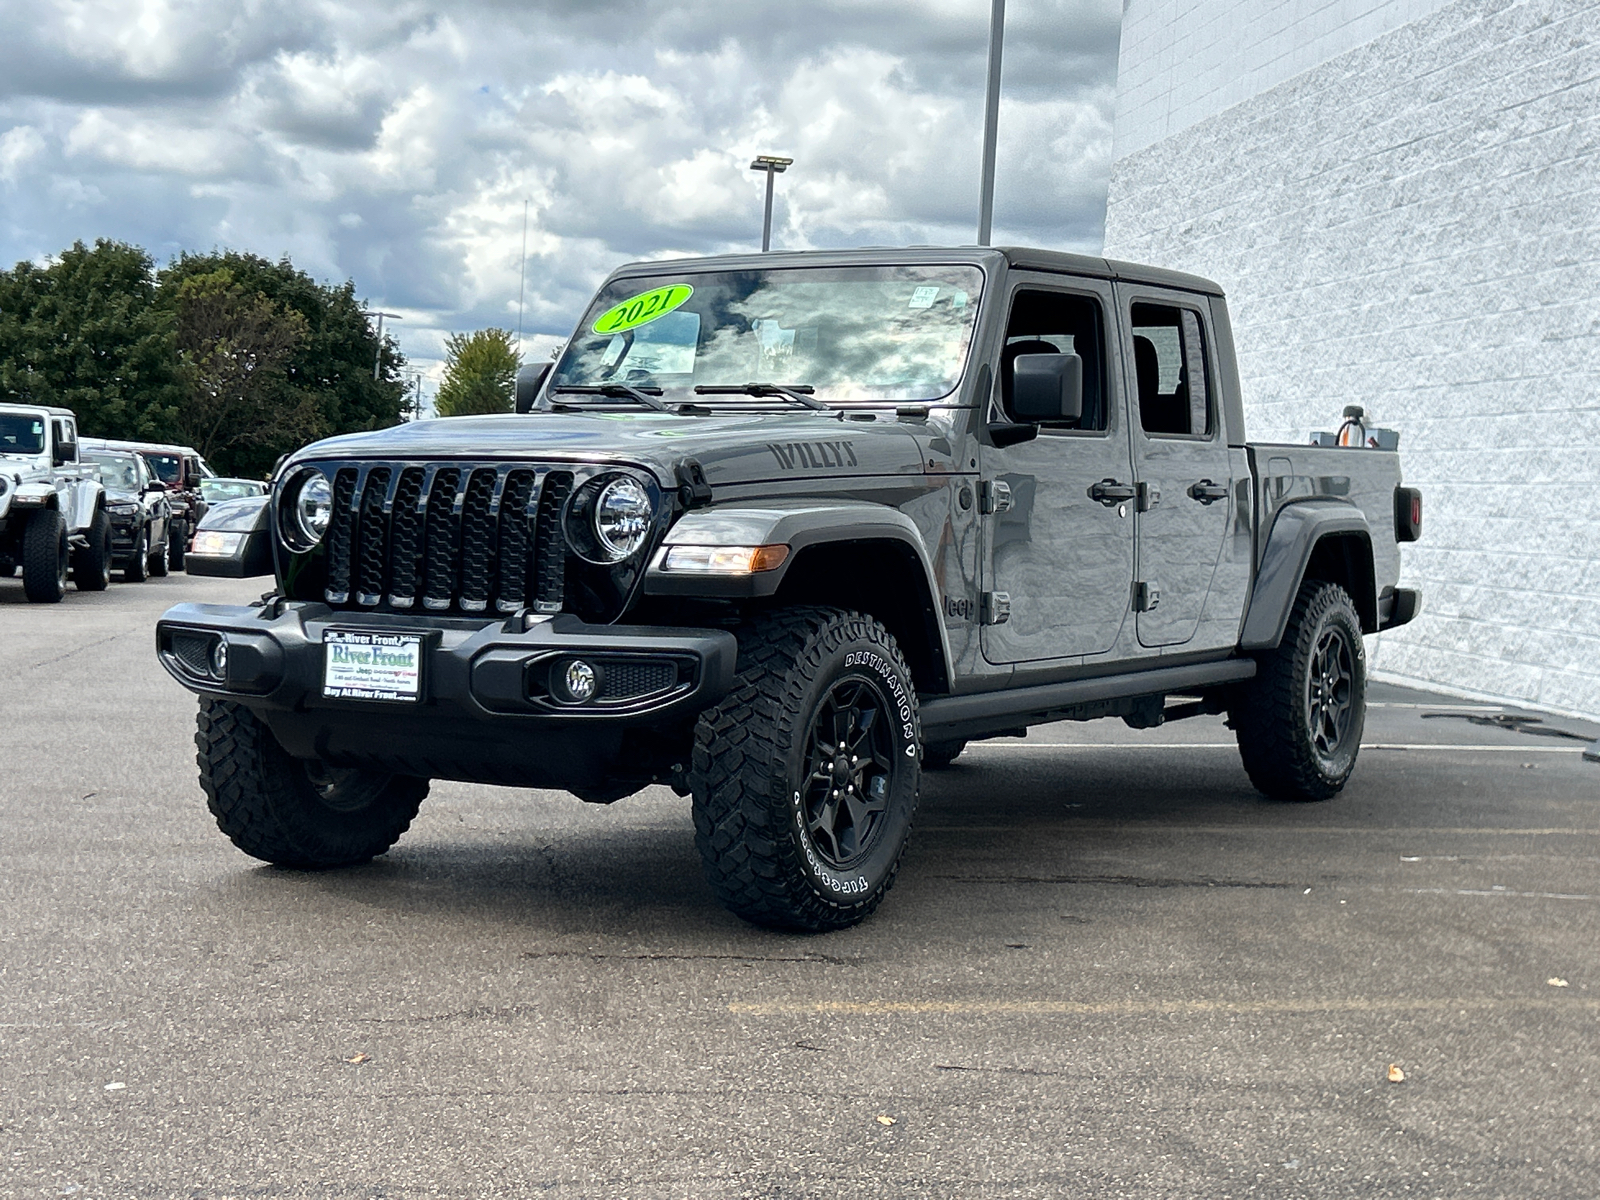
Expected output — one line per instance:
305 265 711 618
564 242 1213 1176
2 571 1598 1199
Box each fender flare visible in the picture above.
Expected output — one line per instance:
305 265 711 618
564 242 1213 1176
1240 499 1374 650
644 500 953 684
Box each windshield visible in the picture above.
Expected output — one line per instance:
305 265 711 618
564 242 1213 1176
143 452 181 484
202 479 263 502
551 264 985 405
86 452 143 491
0 414 46 455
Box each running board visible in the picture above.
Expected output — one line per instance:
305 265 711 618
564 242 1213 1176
919 659 1257 743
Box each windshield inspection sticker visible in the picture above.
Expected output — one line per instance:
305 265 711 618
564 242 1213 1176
908 286 940 309
593 284 694 335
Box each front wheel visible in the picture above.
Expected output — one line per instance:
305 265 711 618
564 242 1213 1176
196 698 428 867
691 607 921 931
72 509 113 591
124 527 150 582
1230 580 1367 801
22 510 68 603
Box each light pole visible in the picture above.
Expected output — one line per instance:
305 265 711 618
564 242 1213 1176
977 0 1005 246
749 155 793 252
370 311 404 381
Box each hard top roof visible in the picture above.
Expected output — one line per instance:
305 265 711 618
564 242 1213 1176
81 436 201 457
607 245 1223 297
0 402 79 420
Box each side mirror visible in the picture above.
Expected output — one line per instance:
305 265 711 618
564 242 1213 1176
143 481 167 495
184 472 202 489
514 362 553 414
52 442 76 467
1011 353 1083 424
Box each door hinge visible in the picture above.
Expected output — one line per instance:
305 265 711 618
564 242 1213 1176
979 479 1013 515
1133 581 1161 612
1137 481 1161 512
981 590 1011 625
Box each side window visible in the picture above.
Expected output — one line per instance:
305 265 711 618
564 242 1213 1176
1130 303 1211 437
999 289 1108 430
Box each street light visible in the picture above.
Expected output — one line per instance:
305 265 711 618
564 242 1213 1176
977 0 1006 246
749 155 793 252
370 311 404 381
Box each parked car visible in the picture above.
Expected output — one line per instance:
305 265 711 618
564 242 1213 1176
0 403 111 601
185 495 273 578
81 439 211 570
200 477 268 504
83 446 171 581
155 245 1422 931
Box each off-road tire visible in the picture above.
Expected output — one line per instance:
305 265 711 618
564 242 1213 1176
72 509 112 591
1231 580 1366 802
124 526 150 582
148 529 170 577
196 698 428 868
22 509 68 603
168 518 187 571
690 607 921 932
922 740 967 770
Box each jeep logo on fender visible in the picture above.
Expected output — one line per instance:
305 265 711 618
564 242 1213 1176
767 441 858 470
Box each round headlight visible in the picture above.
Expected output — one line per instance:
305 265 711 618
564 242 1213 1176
591 476 653 562
291 470 333 548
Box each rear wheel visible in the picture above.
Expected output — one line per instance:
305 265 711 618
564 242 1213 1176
196 698 428 868
1230 580 1366 801
168 518 187 571
22 510 68 603
72 509 112 591
149 527 170 577
124 526 150 582
691 607 921 931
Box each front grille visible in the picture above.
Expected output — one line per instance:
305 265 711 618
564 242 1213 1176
314 461 584 615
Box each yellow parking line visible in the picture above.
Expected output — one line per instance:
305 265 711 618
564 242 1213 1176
729 996 1600 1017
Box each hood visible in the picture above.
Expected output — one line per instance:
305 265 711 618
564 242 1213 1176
288 410 930 488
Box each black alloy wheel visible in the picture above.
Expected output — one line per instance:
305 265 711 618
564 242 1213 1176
800 676 900 869
125 527 150 582
1307 625 1355 766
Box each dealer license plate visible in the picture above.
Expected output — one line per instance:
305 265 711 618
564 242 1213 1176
322 630 423 702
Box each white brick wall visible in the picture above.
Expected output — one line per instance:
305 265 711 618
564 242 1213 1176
1105 0 1600 720
1114 0 1456 156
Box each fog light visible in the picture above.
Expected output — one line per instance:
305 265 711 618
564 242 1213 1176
563 659 597 703
211 636 229 681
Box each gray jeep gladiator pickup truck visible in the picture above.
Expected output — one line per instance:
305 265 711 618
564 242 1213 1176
155 247 1422 930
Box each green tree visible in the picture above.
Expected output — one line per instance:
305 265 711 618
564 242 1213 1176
172 269 318 466
158 250 407 474
0 240 183 441
435 328 520 416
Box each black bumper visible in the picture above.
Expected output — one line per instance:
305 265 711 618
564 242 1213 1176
1378 587 1422 631
155 601 737 790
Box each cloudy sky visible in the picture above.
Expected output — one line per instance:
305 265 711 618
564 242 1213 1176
0 0 1123 388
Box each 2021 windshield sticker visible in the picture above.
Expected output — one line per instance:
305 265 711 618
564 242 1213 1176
593 284 694 335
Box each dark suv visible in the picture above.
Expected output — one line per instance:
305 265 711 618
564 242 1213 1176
83 447 171 581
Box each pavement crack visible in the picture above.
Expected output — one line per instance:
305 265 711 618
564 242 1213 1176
27 633 124 670
1422 711 1593 742
934 1063 1065 1078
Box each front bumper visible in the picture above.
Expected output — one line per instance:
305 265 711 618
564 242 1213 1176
155 601 737 789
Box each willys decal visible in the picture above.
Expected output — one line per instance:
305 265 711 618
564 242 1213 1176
767 441 859 471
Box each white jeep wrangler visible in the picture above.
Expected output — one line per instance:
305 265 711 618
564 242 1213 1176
0 404 112 602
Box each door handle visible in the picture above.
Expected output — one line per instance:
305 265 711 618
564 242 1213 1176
1088 479 1137 506
1187 479 1230 504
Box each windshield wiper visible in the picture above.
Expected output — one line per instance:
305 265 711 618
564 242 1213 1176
694 383 830 412
549 384 671 413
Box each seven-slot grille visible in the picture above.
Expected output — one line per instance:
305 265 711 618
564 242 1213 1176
315 462 577 615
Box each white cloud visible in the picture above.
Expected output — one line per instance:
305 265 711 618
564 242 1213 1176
0 0 1123 376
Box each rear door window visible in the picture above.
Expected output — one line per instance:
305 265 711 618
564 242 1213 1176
1130 303 1211 438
